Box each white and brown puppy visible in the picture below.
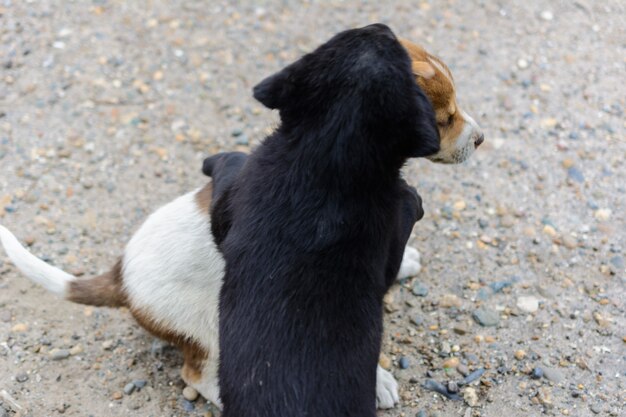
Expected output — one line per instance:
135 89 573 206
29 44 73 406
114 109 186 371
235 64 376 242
0 39 482 410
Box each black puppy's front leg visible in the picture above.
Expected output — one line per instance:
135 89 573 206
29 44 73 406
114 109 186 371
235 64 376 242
384 180 424 290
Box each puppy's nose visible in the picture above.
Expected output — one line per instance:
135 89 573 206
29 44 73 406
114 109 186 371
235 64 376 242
474 133 485 148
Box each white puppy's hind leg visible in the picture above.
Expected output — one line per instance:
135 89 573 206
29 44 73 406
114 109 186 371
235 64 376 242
376 364 399 409
396 245 421 279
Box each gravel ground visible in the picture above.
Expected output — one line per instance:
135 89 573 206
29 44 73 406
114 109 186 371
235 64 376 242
1 1 624 416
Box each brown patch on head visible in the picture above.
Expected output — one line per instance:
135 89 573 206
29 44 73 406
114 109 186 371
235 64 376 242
400 39 467 158
67 260 128 307
130 306 208 383
195 182 213 215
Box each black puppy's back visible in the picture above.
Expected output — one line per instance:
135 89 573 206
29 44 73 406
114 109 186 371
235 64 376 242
214 24 438 417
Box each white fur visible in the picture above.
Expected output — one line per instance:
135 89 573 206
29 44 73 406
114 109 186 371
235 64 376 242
0 224 74 296
376 365 400 409
397 245 422 279
122 189 224 407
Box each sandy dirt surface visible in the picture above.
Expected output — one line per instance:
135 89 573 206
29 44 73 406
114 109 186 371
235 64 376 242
1 1 624 416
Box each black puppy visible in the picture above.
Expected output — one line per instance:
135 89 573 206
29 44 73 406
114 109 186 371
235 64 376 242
211 24 439 416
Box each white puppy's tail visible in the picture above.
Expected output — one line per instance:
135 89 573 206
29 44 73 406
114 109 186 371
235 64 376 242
0 224 127 307
0 224 73 296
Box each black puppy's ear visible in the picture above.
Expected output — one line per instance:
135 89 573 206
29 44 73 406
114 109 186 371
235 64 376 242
252 69 293 110
407 92 440 158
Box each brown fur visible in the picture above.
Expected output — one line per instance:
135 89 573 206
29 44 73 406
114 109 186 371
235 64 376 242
195 182 213 215
400 39 466 155
67 260 127 307
131 306 208 383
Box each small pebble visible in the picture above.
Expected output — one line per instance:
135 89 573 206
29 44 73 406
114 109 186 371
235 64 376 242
514 350 527 360
567 166 585 183
112 391 123 400
447 381 459 393
133 379 148 389
102 339 115 350
16 372 29 383
542 367 565 383
531 367 544 379
50 349 70 360
540 10 554 21
472 307 500 327
443 357 460 369
399 356 410 369
124 383 136 395
11 323 28 332
182 399 195 411
463 387 479 407
183 386 199 401
412 281 429 297
517 296 539 313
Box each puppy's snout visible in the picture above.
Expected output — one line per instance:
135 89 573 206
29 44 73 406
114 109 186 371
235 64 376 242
474 133 484 149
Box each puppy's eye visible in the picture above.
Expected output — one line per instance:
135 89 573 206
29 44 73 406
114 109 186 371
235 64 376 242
438 113 454 128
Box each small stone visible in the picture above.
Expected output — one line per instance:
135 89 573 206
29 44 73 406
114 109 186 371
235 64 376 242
590 404 602 414
463 387 479 407
102 339 115 350
457 364 470 377
609 256 624 270
412 281 429 297
517 58 529 69
561 235 577 249
16 372 29 382
440 293 461 308
531 367 544 379
516 296 539 313
24 236 36 246
567 167 585 183
540 10 554 21
124 383 136 395
410 315 424 326
133 379 148 389
542 367 565 383
379 353 391 370
69 344 83 355
443 357 460 369
182 399 195 411
453 200 466 211
112 391 123 400
453 325 468 335
543 225 557 237
182 386 198 401
448 381 459 393
472 307 500 327
594 209 611 221
514 350 527 360
50 349 70 360
417 411 427 417
399 357 410 369
11 322 28 332
1 310 11 322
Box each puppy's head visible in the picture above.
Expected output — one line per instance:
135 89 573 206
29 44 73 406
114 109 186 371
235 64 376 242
253 24 440 160
400 40 484 164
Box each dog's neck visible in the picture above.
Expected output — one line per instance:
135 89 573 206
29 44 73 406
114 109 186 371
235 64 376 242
271 125 406 192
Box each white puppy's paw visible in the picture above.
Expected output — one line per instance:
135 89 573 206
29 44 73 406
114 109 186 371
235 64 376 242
396 246 421 280
376 365 399 409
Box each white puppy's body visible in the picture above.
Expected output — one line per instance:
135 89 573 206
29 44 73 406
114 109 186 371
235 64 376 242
0 183 420 409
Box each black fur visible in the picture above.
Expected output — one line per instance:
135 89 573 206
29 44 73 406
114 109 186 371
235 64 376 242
211 24 439 417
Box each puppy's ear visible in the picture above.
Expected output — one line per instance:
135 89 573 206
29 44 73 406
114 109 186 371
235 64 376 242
407 89 440 158
411 61 435 79
253 69 293 110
